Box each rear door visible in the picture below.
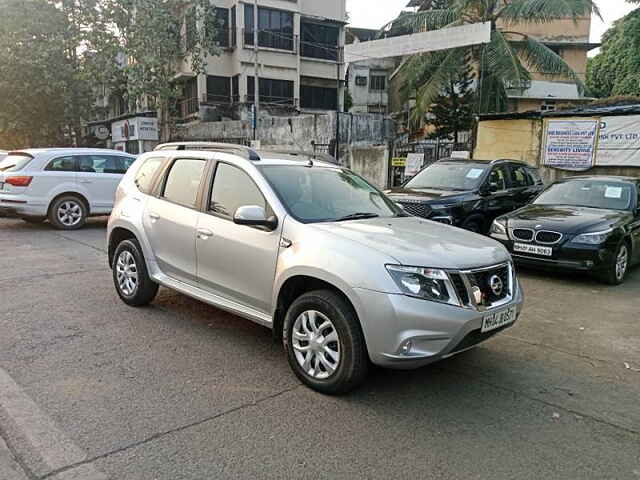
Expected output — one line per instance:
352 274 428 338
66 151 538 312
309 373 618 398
34 155 79 204
508 163 540 208
484 165 515 220
142 156 207 284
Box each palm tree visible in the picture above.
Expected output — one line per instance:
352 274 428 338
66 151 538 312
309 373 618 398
389 0 601 121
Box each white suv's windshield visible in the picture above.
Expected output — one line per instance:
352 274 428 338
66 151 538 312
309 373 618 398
534 180 634 211
260 165 403 223
405 162 489 191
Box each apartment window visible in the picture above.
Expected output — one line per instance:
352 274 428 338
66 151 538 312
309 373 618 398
301 85 337 110
370 75 386 91
206 76 231 103
244 5 293 51
248 77 294 105
185 8 197 51
548 45 563 57
355 76 367 87
214 8 230 47
368 105 386 114
301 21 339 61
179 78 199 117
232 75 240 103
230 6 237 47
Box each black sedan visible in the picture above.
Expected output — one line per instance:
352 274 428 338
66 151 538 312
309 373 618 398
490 176 640 284
386 159 544 233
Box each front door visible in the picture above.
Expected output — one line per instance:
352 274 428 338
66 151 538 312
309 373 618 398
142 158 207 284
196 162 281 315
484 165 515 221
508 164 540 209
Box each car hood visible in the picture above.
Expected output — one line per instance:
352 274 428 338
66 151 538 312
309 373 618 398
386 187 473 203
506 204 632 234
312 216 510 270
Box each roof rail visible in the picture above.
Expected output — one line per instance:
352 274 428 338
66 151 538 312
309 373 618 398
154 142 261 161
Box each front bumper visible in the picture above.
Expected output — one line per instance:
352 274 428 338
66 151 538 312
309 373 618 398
353 282 524 369
494 238 614 272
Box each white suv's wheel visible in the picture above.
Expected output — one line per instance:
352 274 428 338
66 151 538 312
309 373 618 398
284 290 368 394
49 195 87 230
112 239 159 307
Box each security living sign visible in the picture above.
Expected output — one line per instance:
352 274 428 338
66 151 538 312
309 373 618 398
542 120 599 171
596 115 640 167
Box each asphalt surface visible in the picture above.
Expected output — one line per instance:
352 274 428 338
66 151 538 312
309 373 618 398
0 217 639 479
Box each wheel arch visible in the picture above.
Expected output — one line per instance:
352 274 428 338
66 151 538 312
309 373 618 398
108 227 139 267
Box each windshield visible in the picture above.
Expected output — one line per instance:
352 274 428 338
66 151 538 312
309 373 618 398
405 163 489 191
534 180 634 211
260 166 403 223
0 154 33 173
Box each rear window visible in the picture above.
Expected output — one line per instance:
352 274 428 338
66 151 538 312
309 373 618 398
134 157 164 194
0 154 33 173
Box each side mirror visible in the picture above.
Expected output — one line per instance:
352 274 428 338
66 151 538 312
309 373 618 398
233 205 278 231
479 184 499 196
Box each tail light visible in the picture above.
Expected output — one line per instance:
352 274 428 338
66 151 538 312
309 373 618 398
5 176 33 187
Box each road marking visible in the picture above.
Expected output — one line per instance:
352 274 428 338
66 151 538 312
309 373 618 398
0 367 107 479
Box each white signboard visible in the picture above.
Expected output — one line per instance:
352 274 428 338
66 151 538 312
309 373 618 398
596 115 640 167
543 120 599 171
112 117 159 143
405 153 424 177
344 22 491 63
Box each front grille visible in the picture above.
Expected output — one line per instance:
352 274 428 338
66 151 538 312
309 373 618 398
535 230 562 244
449 263 514 310
397 201 432 219
512 228 534 241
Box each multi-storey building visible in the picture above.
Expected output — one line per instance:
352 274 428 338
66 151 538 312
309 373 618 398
175 0 347 122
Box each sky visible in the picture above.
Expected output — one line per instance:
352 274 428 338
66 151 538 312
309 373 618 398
346 0 637 48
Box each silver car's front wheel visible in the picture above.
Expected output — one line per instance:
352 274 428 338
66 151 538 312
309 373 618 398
284 290 368 395
292 310 341 380
115 250 139 296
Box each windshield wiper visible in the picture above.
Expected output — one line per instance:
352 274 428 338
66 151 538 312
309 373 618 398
335 212 380 222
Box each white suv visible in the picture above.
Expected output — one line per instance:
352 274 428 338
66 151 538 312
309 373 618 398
0 148 136 229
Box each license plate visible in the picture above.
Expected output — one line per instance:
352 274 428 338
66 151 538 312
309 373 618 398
513 242 552 257
482 307 516 333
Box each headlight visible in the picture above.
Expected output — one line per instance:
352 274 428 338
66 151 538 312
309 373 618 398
572 229 613 245
430 203 455 210
489 219 508 240
386 265 460 306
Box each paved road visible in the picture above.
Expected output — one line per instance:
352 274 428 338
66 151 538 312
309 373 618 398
0 217 639 479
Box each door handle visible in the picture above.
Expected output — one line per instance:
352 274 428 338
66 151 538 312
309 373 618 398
149 213 160 221
80 180 93 184
197 228 213 239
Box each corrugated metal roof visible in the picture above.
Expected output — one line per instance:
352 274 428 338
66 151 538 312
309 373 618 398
480 104 640 121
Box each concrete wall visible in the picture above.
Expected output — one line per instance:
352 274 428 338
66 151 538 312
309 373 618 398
348 146 389 188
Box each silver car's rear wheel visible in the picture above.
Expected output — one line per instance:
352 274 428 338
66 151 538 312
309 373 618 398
49 196 87 230
115 250 139 296
292 310 341 380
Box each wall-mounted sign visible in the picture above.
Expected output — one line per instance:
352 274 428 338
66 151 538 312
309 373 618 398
391 157 407 167
542 120 599 171
94 125 110 140
405 153 424 177
596 115 640 167
112 117 159 143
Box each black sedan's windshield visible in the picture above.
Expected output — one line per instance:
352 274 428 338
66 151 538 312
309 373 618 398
405 163 489 191
260 165 403 223
534 180 634 211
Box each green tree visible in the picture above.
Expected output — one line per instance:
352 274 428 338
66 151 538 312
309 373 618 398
587 7 640 98
426 66 475 144
94 0 222 141
388 0 599 121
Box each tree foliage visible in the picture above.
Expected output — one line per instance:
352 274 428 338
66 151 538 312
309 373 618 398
587 8 640 98
386 0 600 122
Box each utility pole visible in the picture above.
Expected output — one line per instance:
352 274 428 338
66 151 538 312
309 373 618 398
253 0 259 141
335 47 342 163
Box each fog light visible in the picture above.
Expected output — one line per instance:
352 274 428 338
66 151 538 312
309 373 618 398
401 340 413 355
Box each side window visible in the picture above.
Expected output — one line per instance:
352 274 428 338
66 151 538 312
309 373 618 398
527 167 542 185
510 165 532 188
162 159 206 208
86 155 132 174
134 157 165 194
45 156 77 172
210 163 265 218
487 166 508 191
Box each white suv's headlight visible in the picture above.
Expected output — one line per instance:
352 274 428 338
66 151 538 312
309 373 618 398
386 265 461 306
490 218 508 240
572 228 613 245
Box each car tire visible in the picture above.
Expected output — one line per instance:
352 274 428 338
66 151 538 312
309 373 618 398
601 241 630 286
462 216 485 234
283 289 368 395
21 216 46 224
112 239 159 307
48 195 87 230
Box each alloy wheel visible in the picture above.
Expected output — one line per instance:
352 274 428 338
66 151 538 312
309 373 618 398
292 310 341 380
57 201 83 227
616 245 628 281
115 250 139 296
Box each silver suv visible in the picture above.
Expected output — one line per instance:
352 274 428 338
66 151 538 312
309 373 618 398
107 144 524 394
